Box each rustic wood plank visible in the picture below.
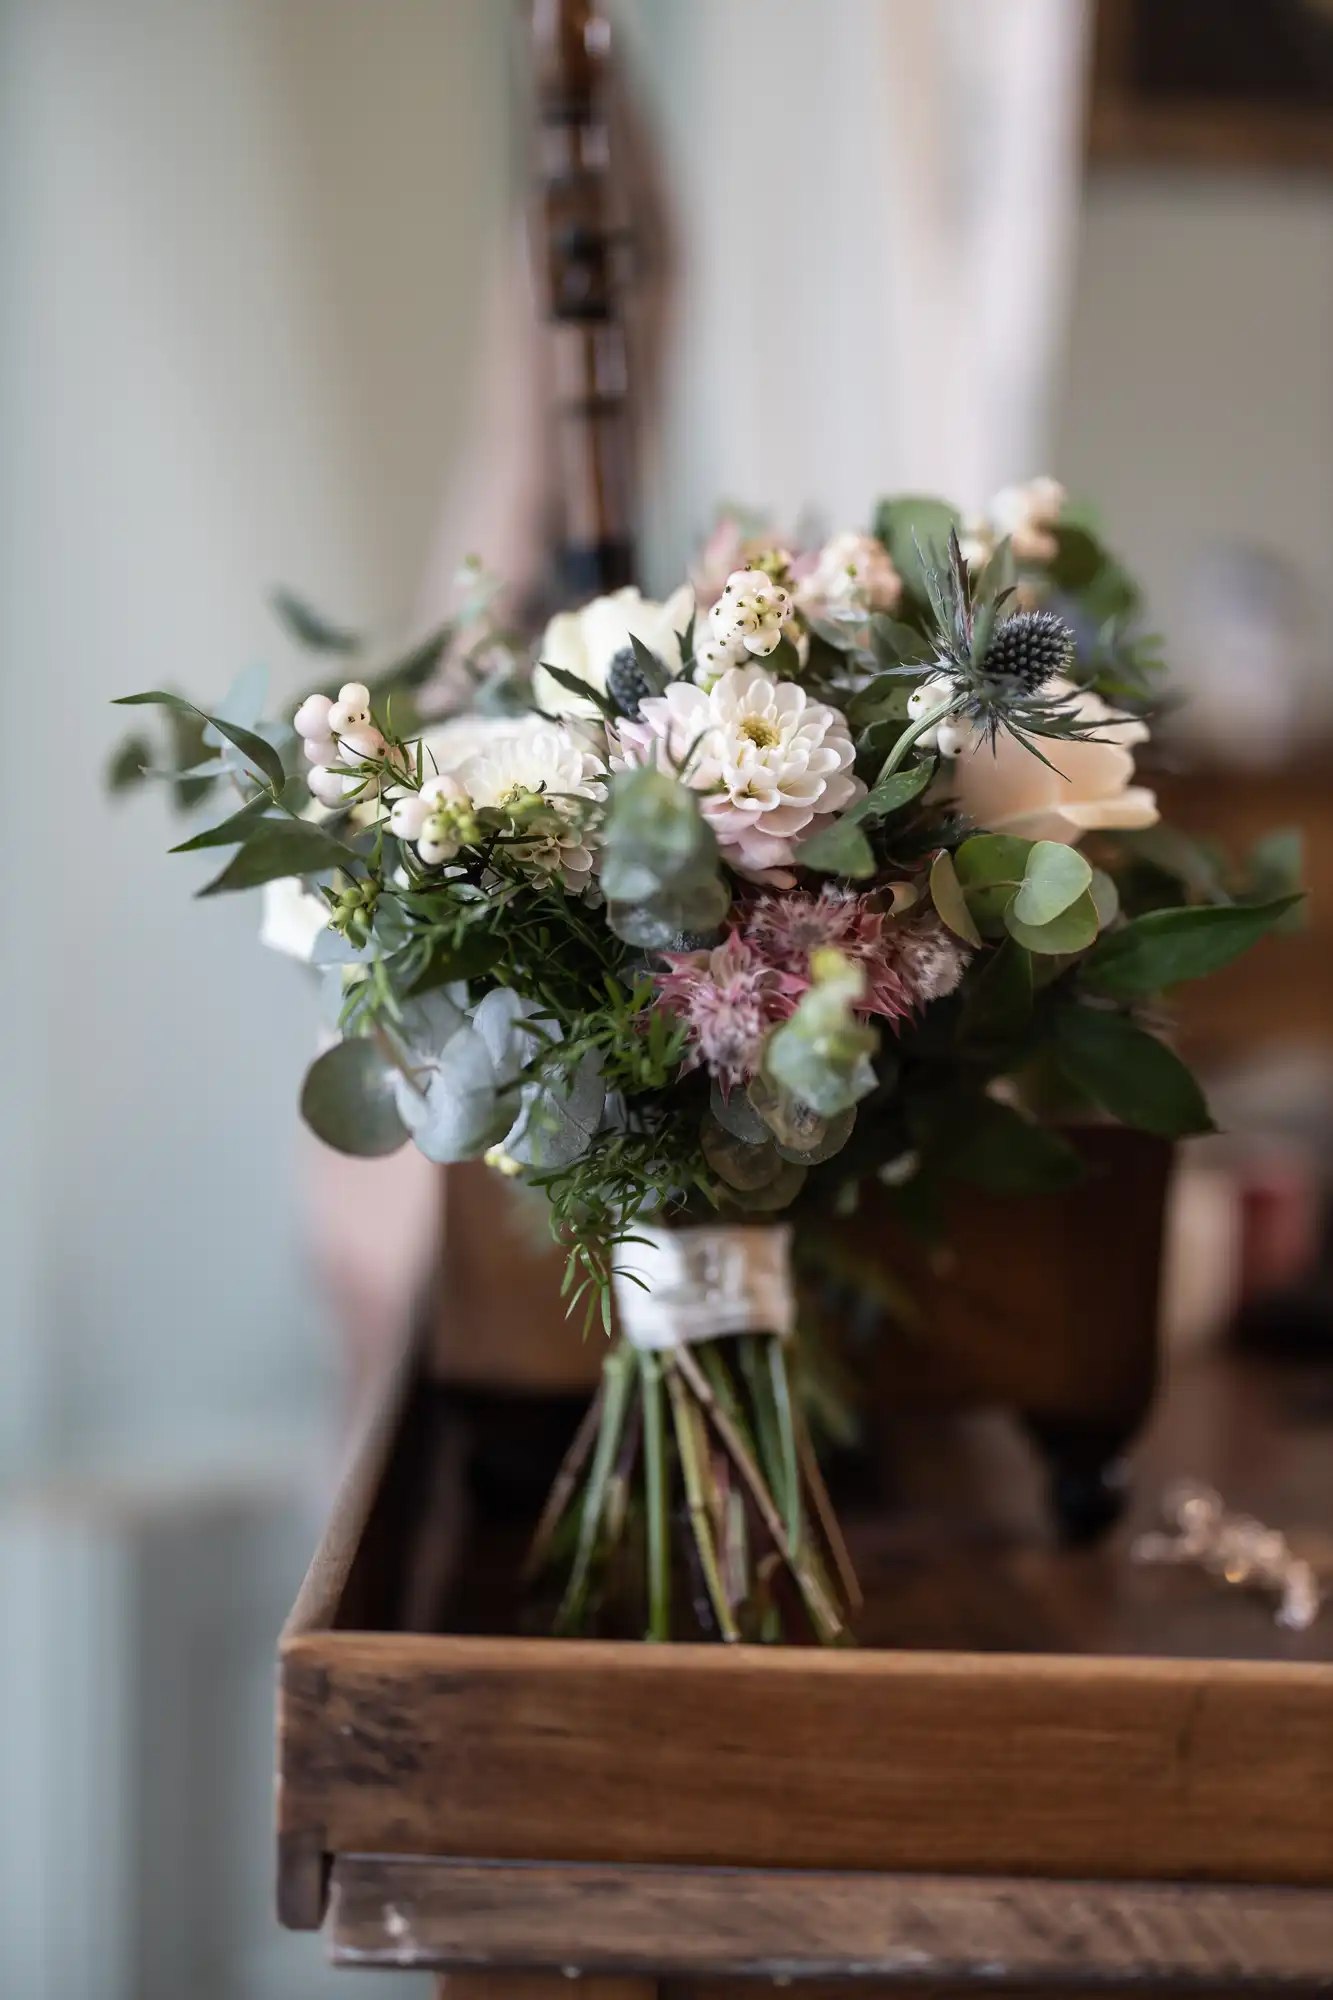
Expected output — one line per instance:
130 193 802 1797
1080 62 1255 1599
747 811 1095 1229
280 1632 1333 1886
332 1856 1333 1987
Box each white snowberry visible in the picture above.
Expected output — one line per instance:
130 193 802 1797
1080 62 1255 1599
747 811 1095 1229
308 765 353 808
328 681 373 734
302 734 338 766
709 568 793 660
389 774 465 843
293 693 334 742
335 724 387 769
907 673 960 751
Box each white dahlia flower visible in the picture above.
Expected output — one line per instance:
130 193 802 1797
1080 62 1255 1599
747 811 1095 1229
532 584 694 720
609 665 863 883
800 532 902 617
458 722 605 891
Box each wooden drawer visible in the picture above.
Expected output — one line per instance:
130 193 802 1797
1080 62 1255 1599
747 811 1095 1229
276 1333 1333 1985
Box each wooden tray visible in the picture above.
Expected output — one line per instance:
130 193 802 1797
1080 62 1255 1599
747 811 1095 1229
276 1331 1333 1976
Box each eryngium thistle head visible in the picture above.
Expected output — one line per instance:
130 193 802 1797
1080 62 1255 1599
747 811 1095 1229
606 644 654 719
981 609 1075 694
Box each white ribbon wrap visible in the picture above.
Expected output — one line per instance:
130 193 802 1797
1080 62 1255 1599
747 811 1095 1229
612 1223 795 1352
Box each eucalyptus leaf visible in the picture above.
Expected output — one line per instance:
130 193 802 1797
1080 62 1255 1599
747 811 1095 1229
378 622 450 690
717 1158 808 1214
1004 886 1100 955
196 819 355 896
952 833 1031 937
929 849 982 947
1081 895 1303 998
1011 841 1092 927
700 1112 784 1191
712 1078 773 1146
299 1038 409 1157
1053 1004 1214 1138
169 779 307 852
114 691 286 793
271 587 361 655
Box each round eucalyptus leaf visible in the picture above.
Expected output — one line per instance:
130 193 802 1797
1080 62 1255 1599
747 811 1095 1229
700 1112 784 1191
1012 841 1093 928
299 1038 409 1157
712 1078 771 1145
717 1158 808 1214
776 1105 856 1166
1004 885 1100 955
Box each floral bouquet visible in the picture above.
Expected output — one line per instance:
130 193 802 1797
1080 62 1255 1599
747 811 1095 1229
116 479 1301 1643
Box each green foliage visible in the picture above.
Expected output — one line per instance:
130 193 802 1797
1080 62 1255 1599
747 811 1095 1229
929 849 982 946
114 691 286 793
599 764 728 946
270 588 361 654
1081 895 1303 999
196 818 356 895
930 1095 1084 1194
764 954 879 1118
1052 1004 1214 1138
299 1038 409 1156
796 760 935 877
872 494 961 595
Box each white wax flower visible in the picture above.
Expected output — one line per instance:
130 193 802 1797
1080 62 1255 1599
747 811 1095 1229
946 679 1158 845
708 569 793 661
532 585 694 719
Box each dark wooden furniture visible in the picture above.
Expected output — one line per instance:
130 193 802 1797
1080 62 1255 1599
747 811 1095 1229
1090 0 1333 171
531 0 637 597
277 1327 1333 1992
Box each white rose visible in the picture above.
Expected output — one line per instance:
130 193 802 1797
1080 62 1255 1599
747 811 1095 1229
946 679 1158 845
259 876 328 962
532 584 695 719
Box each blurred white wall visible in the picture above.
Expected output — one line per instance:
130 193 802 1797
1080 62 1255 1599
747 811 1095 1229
2 0 510 1472
0 3 509 1994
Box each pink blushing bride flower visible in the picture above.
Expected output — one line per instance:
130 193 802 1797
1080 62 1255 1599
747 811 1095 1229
745 888 915 1024
654 931 801 1092
608 665 863 885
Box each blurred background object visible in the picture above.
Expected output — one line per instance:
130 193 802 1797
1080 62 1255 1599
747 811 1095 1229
3 1 1333 1995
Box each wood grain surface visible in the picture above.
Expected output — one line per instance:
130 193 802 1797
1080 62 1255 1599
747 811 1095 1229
331 1856 1333 1987
279 1629 1333 1889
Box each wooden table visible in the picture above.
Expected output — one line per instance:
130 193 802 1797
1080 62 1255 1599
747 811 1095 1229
278 1341 1333 1995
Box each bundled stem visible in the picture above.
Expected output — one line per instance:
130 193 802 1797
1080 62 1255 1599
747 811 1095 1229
538 1331 858 1644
